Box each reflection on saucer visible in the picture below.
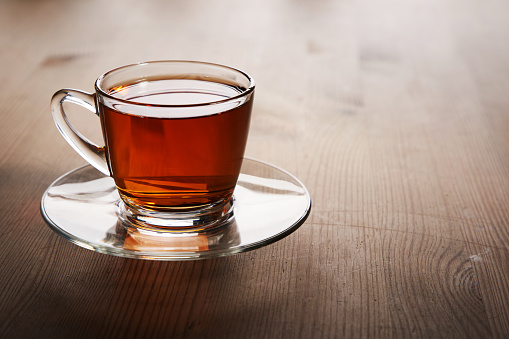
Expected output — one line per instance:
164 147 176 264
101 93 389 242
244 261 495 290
107 217 241 253
123 229 210 252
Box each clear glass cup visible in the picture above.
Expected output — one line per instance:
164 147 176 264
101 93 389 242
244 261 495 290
51 60 255 230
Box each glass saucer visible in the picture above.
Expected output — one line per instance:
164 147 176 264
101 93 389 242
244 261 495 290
40 158 311 260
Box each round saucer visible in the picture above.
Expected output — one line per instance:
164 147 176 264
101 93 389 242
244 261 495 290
40 158 311 260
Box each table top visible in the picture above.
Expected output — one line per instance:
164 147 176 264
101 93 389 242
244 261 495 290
1 0 509 337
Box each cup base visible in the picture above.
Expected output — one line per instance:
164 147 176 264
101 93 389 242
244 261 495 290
117 198 235 232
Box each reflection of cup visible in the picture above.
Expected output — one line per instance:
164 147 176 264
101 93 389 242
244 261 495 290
51 61 255 229
108 216 241 255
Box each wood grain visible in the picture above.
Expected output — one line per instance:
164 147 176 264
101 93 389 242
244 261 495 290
1 0 508 338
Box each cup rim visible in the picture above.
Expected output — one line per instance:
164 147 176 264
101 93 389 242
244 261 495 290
94 60 255 108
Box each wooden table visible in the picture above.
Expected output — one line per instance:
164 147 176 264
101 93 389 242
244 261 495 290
1 0 508 337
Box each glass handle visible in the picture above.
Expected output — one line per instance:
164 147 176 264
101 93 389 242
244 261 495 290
50 89 109 175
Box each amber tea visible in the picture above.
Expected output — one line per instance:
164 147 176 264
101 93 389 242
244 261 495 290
98 76 253 211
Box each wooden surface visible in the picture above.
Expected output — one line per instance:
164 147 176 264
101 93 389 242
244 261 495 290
1 0 509 338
